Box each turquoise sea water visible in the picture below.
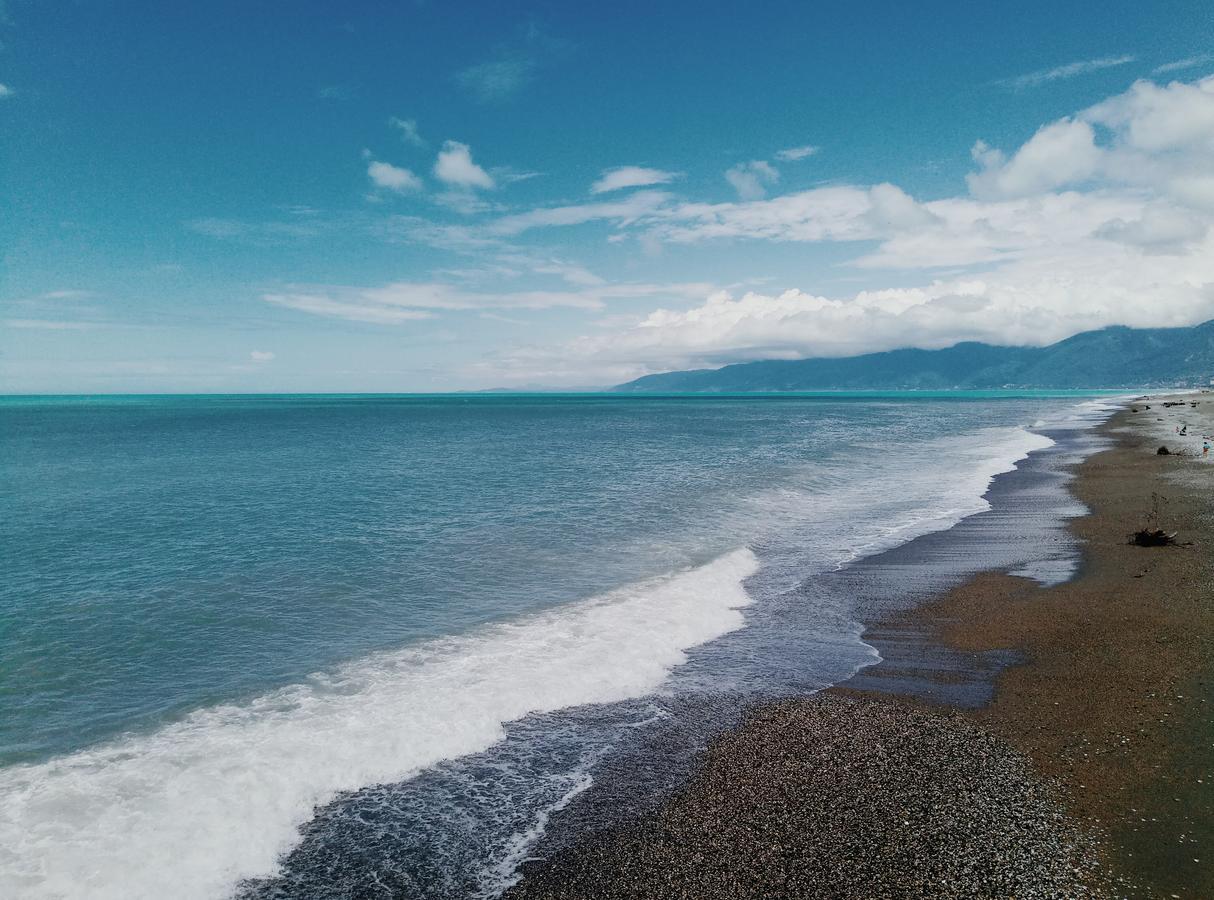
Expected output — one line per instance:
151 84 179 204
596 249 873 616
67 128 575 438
0 392 1118 898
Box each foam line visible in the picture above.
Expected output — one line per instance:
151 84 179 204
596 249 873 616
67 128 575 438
0 549 758 900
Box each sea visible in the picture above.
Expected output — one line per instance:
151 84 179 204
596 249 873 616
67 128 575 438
0 392 1121 899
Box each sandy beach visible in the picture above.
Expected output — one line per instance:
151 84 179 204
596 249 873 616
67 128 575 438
508 394 1212 899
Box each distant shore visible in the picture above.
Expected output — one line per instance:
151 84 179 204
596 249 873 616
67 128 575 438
508 393 1212 899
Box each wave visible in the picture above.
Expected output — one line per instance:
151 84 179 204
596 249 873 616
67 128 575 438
0 549 758 900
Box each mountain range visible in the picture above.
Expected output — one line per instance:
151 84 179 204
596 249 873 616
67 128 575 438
614 321 1214 392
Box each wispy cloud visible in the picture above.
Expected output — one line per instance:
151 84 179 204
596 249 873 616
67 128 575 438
0 83 13 99
264 280 714 325
5 319 97 330
1154 55 1214 75
490 190 672 236
725 160 779 200
455 24 572 103
389 117 425 148
1000 55 1136 90
456 57 535 103
40 289 94 300
775 145 818 162
316 84 351 101
249 351 275 362
186 217 326 243
590 166 680 195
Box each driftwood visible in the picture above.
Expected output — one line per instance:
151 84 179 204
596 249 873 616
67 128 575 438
1129 493 1181 547
1129 528 1179 547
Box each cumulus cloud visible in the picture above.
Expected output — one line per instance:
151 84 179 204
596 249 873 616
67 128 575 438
972 75 1214 209
367 159 423 194
590 166 680 195
470 74 1214 385
966 119 1101 198
0 83 13 99
434 141 495 189
725 160 780 199
389 117 425 147
775 145 818 161
487 231 1214 385
1001 55 1136 90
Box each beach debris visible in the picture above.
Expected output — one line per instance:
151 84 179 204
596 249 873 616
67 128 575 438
1130 529 1179 547
1157 446 1171 455
1129 494 1180 547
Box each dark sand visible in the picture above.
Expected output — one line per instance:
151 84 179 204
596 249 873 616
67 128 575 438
902 398 1214 897
509 397 1212 899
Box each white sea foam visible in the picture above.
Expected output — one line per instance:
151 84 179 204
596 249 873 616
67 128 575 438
0 548 758 900
833 424 1056 566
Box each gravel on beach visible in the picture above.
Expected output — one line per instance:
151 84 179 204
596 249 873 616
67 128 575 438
508 693 1105 899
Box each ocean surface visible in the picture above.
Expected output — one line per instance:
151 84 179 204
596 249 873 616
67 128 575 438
0 392 1119 899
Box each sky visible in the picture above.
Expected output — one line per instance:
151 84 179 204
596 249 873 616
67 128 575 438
2 0 1213 392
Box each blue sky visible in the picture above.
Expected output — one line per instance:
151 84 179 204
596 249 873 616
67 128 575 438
2 0 1213 391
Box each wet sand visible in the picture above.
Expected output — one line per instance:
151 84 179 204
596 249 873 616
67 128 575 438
900 395 1214 896
508 395 1212 899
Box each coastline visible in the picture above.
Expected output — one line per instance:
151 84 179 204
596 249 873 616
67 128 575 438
886 394 1213 896
507 395 1212 898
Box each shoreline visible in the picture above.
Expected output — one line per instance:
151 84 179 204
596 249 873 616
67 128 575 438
881 395 1213 896
508 395 1212 898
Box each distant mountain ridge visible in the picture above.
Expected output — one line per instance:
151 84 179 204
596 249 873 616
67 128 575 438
614 321 1214 392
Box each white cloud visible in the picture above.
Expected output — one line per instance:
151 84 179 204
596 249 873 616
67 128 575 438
250 351 275 362
971 75 1214 208
433 191 502 216
590 167 680 194
775 145 818 162
433 141 495 189
1094 202 1208 251
367 159 423 194
966 119 1101 198
264 281 713 326
470 73 1214 385
490 190 672 235
1001 55 1135 90
725 160 779 200
1153 55 1214 75
389 117 425 147
0 84 13 99
265 293 435 325
487 229 1214 384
